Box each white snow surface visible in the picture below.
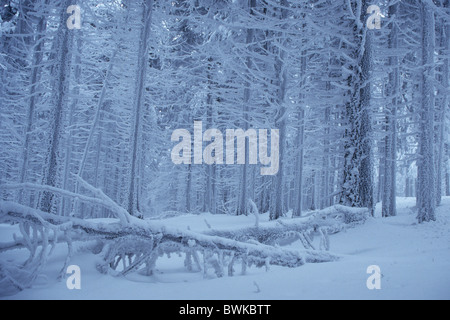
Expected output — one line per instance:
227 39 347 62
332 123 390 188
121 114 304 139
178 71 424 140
1 197 449 300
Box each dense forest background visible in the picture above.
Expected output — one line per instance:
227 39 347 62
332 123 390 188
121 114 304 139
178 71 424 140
0 0 448 223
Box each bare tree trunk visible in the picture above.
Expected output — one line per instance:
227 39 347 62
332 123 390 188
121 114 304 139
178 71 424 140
341 0 375 216
417 1 436 223
293 42 307 217
61 31 82 217
321 106 331 209
18 3 49 205
128 0 153 218
382 2 399 217
40 0 74 213
237 0 256 216
378 139 385 204
272 0 289 220
204 58 216 214
293 109 305 217
446 142 450 196
435 0 449 206
186 164 192 213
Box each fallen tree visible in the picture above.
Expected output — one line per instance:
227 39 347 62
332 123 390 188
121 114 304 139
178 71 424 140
0 201 339 296
0 181 367 297
204 204 369 249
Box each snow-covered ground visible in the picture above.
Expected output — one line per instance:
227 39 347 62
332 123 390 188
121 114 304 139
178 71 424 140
1 197 450 300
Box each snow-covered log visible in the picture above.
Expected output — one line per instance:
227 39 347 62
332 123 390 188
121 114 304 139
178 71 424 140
0 200 340 295
0 200 336 266
204 205 369 248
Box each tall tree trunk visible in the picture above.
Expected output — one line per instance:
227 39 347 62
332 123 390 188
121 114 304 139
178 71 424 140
127 0 153 218
204 58 216 214
61 31 82 217
378 139 385 203
341 0 375 216
2 0 36 195
435 0 449 206
382 2 399 217
272 0 289 220
293 42 307 217
293 108 305 217
321 106 331 209
40 0 74 213
18 3 49 205
446 143 450 196
237 0 256 216
417 1 436 223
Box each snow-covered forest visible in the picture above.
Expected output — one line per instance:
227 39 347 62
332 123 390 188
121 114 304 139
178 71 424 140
0 0 449 300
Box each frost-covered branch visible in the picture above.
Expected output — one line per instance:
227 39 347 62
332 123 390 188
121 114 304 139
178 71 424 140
0 181 131 225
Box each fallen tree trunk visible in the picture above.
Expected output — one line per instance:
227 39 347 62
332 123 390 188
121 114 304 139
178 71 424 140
0 201 336 265
204 205 369 248
0 181 362 297
0 200 340 296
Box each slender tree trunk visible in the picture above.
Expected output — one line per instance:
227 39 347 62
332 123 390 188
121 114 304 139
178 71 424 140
272 0 289 220
446 144 450 196
40 0 74 213
237 0 256 216
322 106 331 209
436 0 449 206
378 139 385 203
382 2 399 217
61 31 82 217
204 58 216 214
293 42 307 217
128 0 153 218
18 5 49 205
293 108 305 217
186 164 192 213
417 1 436 223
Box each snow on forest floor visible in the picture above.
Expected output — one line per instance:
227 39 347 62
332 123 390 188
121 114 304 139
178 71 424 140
1 197 450 300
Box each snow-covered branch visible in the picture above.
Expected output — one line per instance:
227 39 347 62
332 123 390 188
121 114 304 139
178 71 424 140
1 181 131 225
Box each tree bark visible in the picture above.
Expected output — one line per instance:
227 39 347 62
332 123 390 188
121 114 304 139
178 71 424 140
128 0 153 218
18 3 49 205
435 0 449 206
237 0 256 216
40 0 74 213
382 2 399 217
341 0 375 216
417 1 436 223
272 0 289 220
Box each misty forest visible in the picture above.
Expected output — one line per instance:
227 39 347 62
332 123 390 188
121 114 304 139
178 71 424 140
0 0 449 299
